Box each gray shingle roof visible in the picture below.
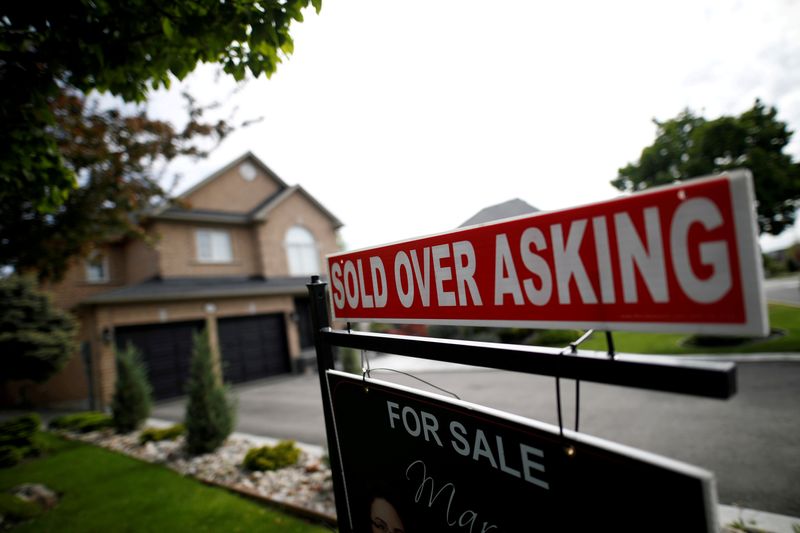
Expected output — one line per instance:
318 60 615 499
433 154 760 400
459 198 539 227
83 276 316 305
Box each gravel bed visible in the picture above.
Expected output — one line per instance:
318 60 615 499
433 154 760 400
57 428 336 519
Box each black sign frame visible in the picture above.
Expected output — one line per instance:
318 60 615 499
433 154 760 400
307 277 734 532
327 370 718 532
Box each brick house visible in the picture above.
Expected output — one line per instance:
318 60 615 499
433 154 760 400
22 152 342 408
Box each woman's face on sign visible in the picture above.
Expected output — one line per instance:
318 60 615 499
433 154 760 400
370 497 405 533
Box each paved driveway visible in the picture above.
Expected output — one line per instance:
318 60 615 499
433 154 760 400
152 358 800 517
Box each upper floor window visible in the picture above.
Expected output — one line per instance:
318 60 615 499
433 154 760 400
285 226 319 276
196 229 233 263
85 251 109 283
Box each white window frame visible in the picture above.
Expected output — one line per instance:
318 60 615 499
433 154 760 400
85 251 109 283
195 229 233 264
285 225 320 276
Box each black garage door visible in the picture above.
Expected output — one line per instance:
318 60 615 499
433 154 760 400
115 320 204 400
218 314 290 384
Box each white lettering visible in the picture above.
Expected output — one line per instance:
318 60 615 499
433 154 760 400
671 198 732 303
394 252 414 308
402 406 421 437
330 262 345 309
369 256 388 308
551 220 597 304
343 260 359 308
432 244 456 307
520 444 549 489
494 234 524 305
387 401 400 429
496 435 521 478
411 248 432 307
449 421 470 456
614 208 668 303
452 240 482 306
421 411 444 447
357 259 374 308
472 429 498 468
519 227 552 306
592 216 616 304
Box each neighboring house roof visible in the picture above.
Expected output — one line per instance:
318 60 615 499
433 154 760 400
147 153 343 229
459 198 539 227
83 276 315 305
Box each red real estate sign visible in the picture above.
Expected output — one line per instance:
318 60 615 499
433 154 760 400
327 170 767 335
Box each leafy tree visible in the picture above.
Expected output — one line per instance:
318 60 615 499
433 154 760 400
613 100 800 235
184 330 235 455
0 275 77 384
0 0 320 220
111 343 153 433
1 89 231 281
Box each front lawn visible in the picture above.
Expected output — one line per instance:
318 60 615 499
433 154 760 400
578 303 800 354
0 433 330 532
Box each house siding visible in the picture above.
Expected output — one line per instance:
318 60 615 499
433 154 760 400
183 163 281 213
46 244 127 311
124 237 160 283
16 154 341 408
258 192 340 277
155 221 261 278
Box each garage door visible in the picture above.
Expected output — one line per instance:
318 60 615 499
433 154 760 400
115 320 204 400
218 314 290 384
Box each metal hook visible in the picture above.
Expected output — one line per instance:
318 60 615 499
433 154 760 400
605 331 616 359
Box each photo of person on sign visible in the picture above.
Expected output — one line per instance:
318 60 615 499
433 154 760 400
364 483 411 533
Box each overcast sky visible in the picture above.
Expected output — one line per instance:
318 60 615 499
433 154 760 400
147 0 800 253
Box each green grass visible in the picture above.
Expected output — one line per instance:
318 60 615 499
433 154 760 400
0 433 330 533
578 304 800 355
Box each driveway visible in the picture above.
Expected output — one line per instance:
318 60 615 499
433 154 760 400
152 357 800 518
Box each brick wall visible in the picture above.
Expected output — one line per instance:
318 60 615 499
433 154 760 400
184 162 281 212
154 221 260 278
45 244 127 310
257 191 340 277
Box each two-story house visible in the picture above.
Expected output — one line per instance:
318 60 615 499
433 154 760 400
26 152 342 407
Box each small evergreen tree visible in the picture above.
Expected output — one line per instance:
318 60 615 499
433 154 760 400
0 275 76 384
111 343 152 433
184 330 235 455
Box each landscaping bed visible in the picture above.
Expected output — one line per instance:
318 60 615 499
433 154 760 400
0 432 331 532
54 424 337 523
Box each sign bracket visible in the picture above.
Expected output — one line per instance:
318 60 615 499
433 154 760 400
318 322 736 399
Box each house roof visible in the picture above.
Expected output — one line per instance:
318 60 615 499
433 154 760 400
82 276 315 305
148 153 343 229
252 185 344 228
175 151 290 202
459 198 539 227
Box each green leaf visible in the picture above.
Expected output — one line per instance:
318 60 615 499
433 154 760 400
161 17 174 39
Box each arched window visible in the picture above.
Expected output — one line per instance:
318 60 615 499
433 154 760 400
285 226 320 276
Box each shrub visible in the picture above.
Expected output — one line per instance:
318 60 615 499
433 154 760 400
111 343 152 433
243 440 301 471
527 329 585 347
49 412 112 433
0 275 77 385
139 424 185 444
0 414 43 466
184 330 235 455
0 413 41 448
0 445 23 468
